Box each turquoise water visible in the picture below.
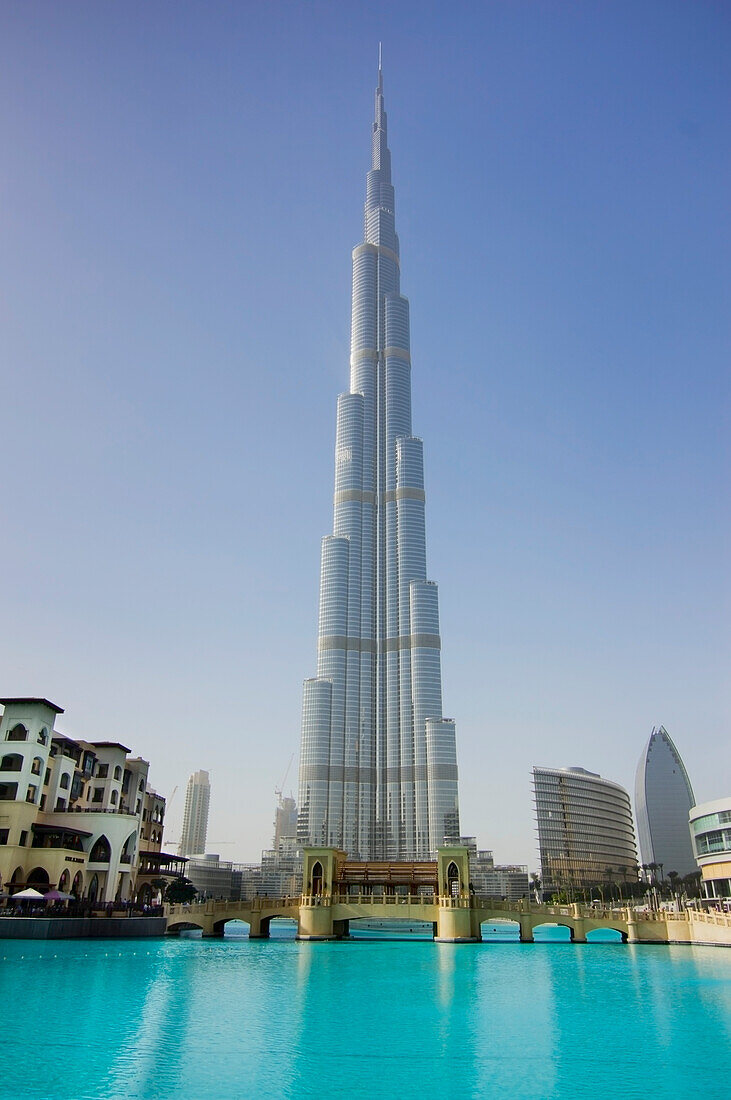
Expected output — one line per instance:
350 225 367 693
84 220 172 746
2 929 729 1099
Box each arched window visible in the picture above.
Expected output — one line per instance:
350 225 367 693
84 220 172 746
114 766 122 781
31 758 43 776
7 724 28 742
311 861 324 895
37 727 49 746
59 773 70 790
89 836 111 863
88 873 99 902
0 754 23 772
447 861 460 897
110 790 118 805
10 866 24 884
58 869 70 892
28 867 50 887
71 872 83 897
138 778 145 791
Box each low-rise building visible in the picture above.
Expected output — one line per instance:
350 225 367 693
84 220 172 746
689 797 731 902
0 697 168 904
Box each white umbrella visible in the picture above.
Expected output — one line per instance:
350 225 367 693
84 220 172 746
11 888 46 900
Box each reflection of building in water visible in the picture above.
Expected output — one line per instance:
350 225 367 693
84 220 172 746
460 836 530 900
533 766 639 897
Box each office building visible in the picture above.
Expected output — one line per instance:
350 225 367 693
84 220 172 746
178 770 210 857
298 56 460 860
533 766 639 897
634 725 696 878
689 797 731 901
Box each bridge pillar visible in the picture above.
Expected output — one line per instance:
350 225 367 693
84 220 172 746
296 900 335 941
248 915 269 939
518 917 534 943
435 902 478 943
626 914 639 943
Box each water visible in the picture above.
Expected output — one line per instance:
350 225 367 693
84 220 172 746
2 929 729 1098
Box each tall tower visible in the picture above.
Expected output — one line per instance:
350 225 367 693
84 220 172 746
635 726 696 878
297 56 460 860
178 770 211 857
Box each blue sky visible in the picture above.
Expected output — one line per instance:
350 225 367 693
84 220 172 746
2 1 729 865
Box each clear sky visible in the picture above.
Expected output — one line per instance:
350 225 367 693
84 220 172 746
2 1 729 868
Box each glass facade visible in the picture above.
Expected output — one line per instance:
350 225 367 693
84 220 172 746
533 766 639 896
689 798 731 900
634 725 696 877
297 62 459 860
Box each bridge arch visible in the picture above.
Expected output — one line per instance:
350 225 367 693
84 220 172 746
167 919 206 935
586 926 627 944
532 922 574 942
479 918 521 942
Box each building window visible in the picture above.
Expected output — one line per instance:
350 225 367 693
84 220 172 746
110 790 118 805
26 785 38 804
0 754 23 772
92 788 104 804
31 758 43 776
0 782 18 801
7 724 28 742
19 831 28 847
44 768 51 786
37 727 49 745
55 798 67 812
90 835 111 863
0 829 8 845
39 794 46 810
97 764 109 779
60 774 70 790
114 766 122 781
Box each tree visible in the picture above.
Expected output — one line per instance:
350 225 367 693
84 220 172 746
165 877 198 904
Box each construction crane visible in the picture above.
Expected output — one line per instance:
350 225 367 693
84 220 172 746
275 753 295 802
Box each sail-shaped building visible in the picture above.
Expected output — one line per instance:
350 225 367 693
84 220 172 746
634 726 696 878
297 58 460 861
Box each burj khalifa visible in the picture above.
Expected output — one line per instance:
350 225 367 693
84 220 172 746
297 56 460 861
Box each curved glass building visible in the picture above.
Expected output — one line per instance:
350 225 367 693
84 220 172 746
533 766 639 897
297 59 460 860
635 726 696 877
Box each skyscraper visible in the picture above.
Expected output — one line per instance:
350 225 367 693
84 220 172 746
635 726 696 878
178 769 210 857
533 766 639 897
297 57 460 861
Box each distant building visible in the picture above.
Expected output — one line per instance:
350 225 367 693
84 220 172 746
533 766 639 898
186 853 235 899
689 797 731 901
460 837 530 900
178 770 210 857
273 795 297 851
0 697 172 903
635 726 696 878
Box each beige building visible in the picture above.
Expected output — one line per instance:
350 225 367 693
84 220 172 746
689 797 731 902
0 697 168 904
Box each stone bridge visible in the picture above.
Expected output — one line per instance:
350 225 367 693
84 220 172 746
164 893 724 944
165 847 731 945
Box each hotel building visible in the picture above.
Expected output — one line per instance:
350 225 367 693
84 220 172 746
533 766 639 897
635 725 696 878
298 57 460 861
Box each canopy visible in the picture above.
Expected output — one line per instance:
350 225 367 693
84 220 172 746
43 890 74 901
11 888 46 900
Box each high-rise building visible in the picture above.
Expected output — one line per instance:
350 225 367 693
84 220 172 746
178 770 210 857
533 766 639 897
273 795 298 851
634 725 696 878
297 57 460 860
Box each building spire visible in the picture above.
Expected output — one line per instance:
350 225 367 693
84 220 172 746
372 45 389 176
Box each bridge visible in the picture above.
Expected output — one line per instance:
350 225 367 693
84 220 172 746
164 846 731 945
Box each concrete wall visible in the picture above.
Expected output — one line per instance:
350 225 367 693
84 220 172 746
0 916 166 939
